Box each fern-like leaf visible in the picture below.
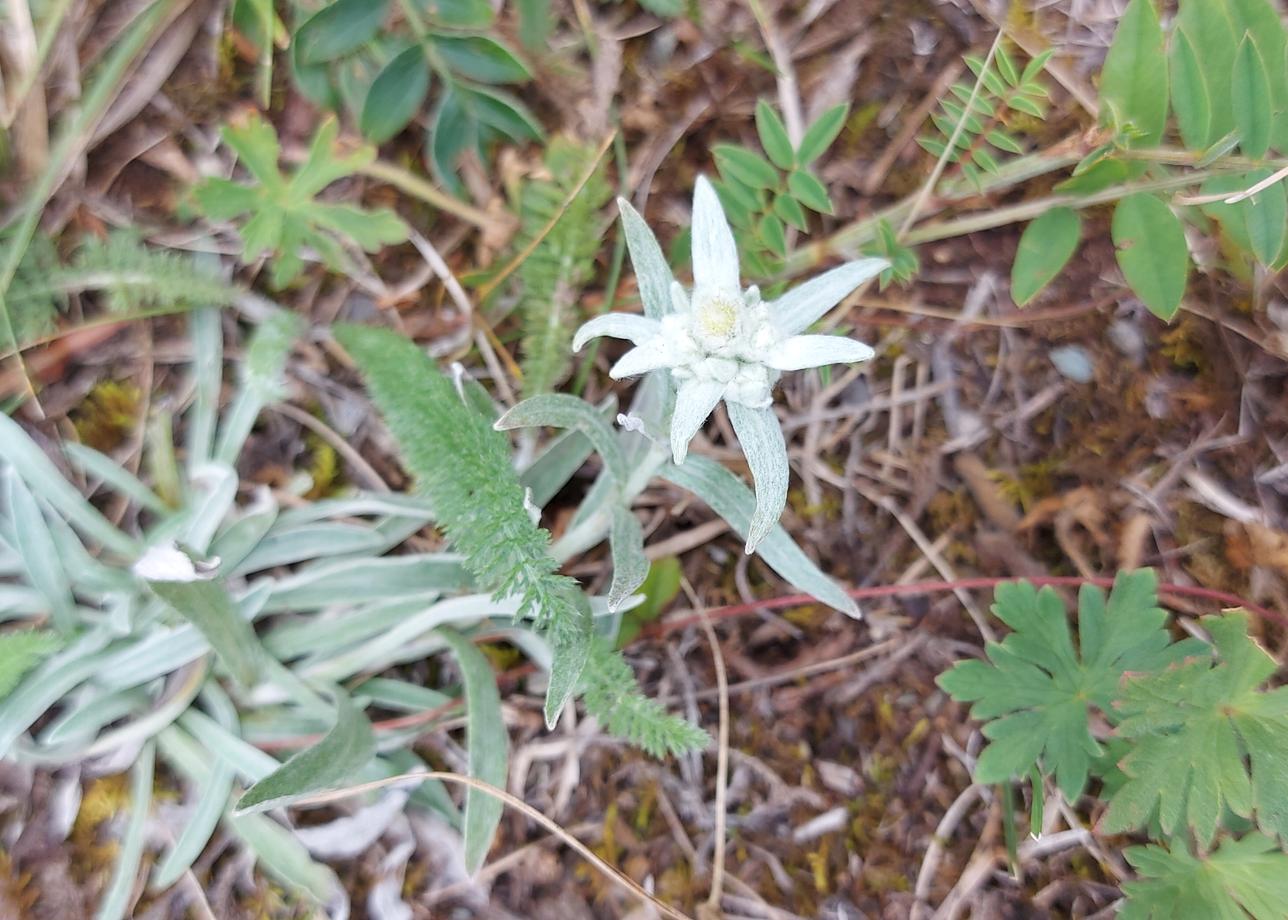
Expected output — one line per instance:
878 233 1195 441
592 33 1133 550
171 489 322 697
515 137 611 397
334 323 705 752
918 43 1053 187
5 233 239 345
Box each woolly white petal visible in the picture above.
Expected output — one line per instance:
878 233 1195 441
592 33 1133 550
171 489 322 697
617 197 675 319
691 176 740 294
767 335 875 371
669 377 726 464
727 401 788 554
133 543 204 582
770 258 888 336
609 338 678 378
572 313 662 352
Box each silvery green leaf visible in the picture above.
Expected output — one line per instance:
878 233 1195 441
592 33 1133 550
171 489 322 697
294 785 410 859
571 313 661 352
609 338 676 379
770 258 888 336
262 598 431 661
496 394 628 485
231 811 346 909
691 175 740 293
0 413 137 556
299 593 505 683
211 499 280 574
661 454 859 617
46 511 135 595
180 708 280 780
177 462 238 554
727 403 789 554
439 629 508 875
235 687 375 814
147 576 263 688
0 623 110 757
186 307 223 473
608 506 648 612
67 663 205 764
520 423 598 508
355 678 453 714
4 470 76 631
62 442 169 515
670 378 726 463
262 554 473 611
41 687 148 747
95 742 154 920
617 197 675 319
231 523 387 576
98 583 271 692
153 726 235 891
214 310 302 465
768 335 875 371
275 493 435 526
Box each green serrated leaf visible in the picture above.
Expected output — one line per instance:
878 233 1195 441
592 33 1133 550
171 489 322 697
937 571 1187 799
1011 207 1081 307
194 114 407 288
1104 610 1288 846
1111 193 1189 321
1099 0 1169 147
1121 833 1288 920
755 99 795 169
0 630 61 701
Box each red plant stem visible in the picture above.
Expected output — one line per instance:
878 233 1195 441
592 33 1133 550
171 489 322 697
646 576 1288 637
255 575 1282 752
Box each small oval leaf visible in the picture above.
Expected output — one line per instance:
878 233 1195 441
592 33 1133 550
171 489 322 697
1171 29 1212 150
1011 207 1081 307
431 34 531 84
359 45 431 143
1112 193 1189 321
755 99 795 169
1099 0 1168 146
1233 33 1273 158
294 0 390 64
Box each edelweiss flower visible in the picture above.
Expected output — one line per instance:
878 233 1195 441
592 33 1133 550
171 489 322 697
573 177 887 553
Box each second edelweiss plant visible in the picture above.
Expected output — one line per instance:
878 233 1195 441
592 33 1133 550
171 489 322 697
574 176 887 552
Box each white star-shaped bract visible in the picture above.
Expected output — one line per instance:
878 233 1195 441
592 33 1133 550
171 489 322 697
573 177 887 553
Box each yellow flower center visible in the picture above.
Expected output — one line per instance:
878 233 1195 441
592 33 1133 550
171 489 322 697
695 291 739 340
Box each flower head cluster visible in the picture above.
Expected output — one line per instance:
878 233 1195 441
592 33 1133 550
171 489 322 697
574 177 886 552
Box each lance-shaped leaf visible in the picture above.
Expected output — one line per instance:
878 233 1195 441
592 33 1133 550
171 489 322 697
661 454 857 617
439 629 508 874
234 687 375 814
138 545 263 688
496 395 628 485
